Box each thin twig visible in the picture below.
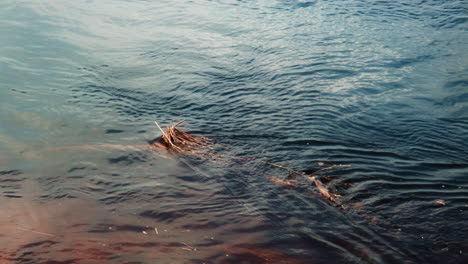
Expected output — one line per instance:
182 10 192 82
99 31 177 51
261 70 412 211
17 227 56 237
154 121 174 147
307 164 351 176
172 120 185 128
181 242 196 251
209 154 305 175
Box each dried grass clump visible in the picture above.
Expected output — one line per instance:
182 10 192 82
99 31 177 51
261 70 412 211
153 120 208 153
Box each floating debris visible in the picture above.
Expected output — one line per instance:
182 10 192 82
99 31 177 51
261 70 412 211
152 121 352 209
181 242 196 251
153 120 208 153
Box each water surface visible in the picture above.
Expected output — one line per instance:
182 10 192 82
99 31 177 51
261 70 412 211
1 0 467 263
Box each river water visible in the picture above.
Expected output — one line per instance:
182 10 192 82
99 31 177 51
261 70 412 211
1 0 467 263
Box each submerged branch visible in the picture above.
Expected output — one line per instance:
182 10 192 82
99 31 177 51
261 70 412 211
152 120 351 208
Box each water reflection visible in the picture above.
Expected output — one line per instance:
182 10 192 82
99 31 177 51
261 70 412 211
1 142 313 263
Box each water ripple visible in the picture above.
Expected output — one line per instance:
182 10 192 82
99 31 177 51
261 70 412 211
2 0 468 263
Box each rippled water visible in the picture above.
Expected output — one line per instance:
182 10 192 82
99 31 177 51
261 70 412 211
1 0 467 263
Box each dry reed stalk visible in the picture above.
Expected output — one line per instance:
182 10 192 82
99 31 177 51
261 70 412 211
16 227 56 237
306 164 351 176
154 120 208 153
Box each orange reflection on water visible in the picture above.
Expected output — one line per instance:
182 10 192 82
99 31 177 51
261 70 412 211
0 179 308 263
